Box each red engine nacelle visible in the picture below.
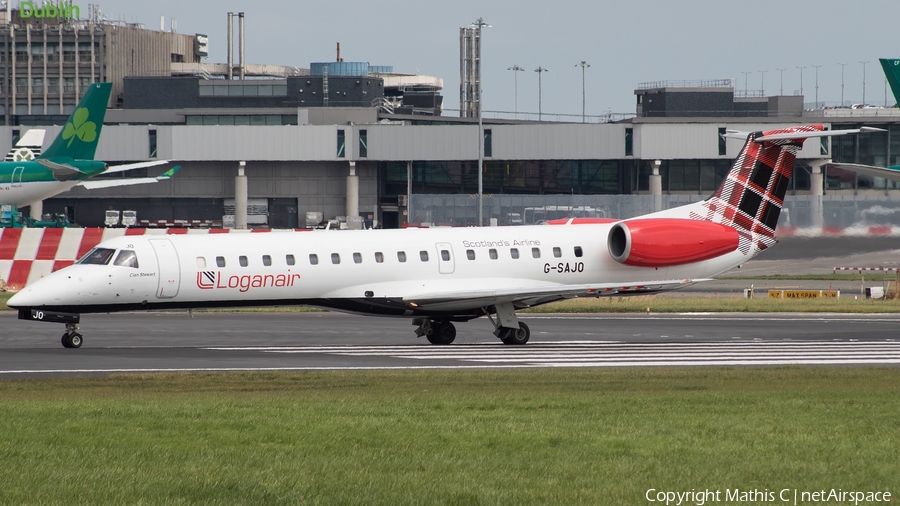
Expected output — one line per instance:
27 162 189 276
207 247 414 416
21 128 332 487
607 218 739 267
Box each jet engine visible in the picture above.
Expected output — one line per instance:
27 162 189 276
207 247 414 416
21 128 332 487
608 218 740 267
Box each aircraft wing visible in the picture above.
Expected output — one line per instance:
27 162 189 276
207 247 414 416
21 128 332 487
103 159 171 174
35 159 84 181
78 165 181 189
828 162 900 183
402 279 706 311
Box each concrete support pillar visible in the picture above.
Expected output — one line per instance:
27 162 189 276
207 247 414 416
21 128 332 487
346 161 359 219
649 159 663 212
235 161 248 229
28 200 43 220
808 159 829 230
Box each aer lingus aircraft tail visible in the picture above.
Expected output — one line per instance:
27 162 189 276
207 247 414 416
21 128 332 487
39 82 111 161
0 82 174 207
881 59 900 107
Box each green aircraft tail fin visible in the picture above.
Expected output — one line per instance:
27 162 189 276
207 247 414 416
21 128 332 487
880 59 900 107
40 82 112 161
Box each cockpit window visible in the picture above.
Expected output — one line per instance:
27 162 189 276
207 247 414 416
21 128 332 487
77 248 115 265
113 250 139 269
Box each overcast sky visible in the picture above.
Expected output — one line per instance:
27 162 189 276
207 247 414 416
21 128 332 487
89 0 900 118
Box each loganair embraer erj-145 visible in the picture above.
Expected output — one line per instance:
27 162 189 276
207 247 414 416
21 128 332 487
0 82 177 208
8 124 881 348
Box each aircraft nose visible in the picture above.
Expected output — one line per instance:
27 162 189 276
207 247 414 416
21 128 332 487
7 276 64 309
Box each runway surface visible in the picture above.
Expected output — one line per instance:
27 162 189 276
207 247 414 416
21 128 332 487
1 312 898 378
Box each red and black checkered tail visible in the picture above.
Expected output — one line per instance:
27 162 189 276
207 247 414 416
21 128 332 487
690 125 824 254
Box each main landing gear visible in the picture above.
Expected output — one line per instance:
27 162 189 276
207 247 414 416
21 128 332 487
414 319 457 345
413 301 531 345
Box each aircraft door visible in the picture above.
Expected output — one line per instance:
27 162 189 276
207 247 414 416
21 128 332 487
149 238 181 298
11 166 24 187
436 242 455 274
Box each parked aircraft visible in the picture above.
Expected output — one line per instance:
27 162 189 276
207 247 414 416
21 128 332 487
8 125 878 348
5 129 45 161
823 59 900 182
0 82 175 208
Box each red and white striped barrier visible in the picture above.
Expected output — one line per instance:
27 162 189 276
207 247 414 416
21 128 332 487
0 228 303 290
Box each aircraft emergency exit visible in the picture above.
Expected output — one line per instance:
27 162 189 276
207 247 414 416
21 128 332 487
8 124 879 348
0 82 176 208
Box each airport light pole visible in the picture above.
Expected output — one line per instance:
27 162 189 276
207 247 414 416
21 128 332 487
757 69 768 96
576 60 590 123
741 71 751 96
860 60 870 106
776 68 786 95
507 64 524 118
535 66 548 121
796 66 806 97
812 64 823 109
838 62 849 106
472 17 489 227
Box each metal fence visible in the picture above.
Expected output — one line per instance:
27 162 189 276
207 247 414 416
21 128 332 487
410 193 900 229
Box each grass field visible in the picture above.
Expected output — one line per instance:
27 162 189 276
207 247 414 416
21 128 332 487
0 368 896 505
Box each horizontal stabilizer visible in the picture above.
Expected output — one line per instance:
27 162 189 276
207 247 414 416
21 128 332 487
103 159 170 174
754 126 885 142
724 127 885 142
828 162 900 183
79 165 181 189
36 158 84 181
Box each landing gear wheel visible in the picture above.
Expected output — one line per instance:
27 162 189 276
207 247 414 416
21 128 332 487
501 322 530 345
427 321 457 345
61 332 83 349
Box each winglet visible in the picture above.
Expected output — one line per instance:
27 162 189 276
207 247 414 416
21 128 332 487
158 165 181 180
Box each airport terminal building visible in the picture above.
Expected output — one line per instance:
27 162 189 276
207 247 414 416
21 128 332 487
2 5 900 228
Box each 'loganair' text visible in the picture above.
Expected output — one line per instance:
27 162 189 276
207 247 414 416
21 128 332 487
197 271 301 292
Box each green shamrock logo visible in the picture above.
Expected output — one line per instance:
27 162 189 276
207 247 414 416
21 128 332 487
61 107 98 147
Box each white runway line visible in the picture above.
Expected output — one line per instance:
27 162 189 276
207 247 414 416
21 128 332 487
204 340 900 368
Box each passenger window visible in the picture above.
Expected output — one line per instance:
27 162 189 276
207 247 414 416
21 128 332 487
262 255 272 266
331 253 341 264
489 249 498 260
510 248 519 259
77 248 115 265
216 256 226 268
353 252 362 264
375 252 384 263
309 254 319 265
239 256 248 267
397 251 407 263
553 247 562 258
441 250 450 261
532 247 541 259
420 250 429 262
574 246 583 258
196 257 207 268
467 249 475 260
113 250 139 268
286 254 295 266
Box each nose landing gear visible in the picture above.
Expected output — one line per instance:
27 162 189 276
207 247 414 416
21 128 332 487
61 325 84 349
17 309 84 349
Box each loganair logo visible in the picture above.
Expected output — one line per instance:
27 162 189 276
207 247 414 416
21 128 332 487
197 270 301 292
62 107 98 147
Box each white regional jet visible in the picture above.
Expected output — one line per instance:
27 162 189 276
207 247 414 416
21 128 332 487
8 124 878 348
